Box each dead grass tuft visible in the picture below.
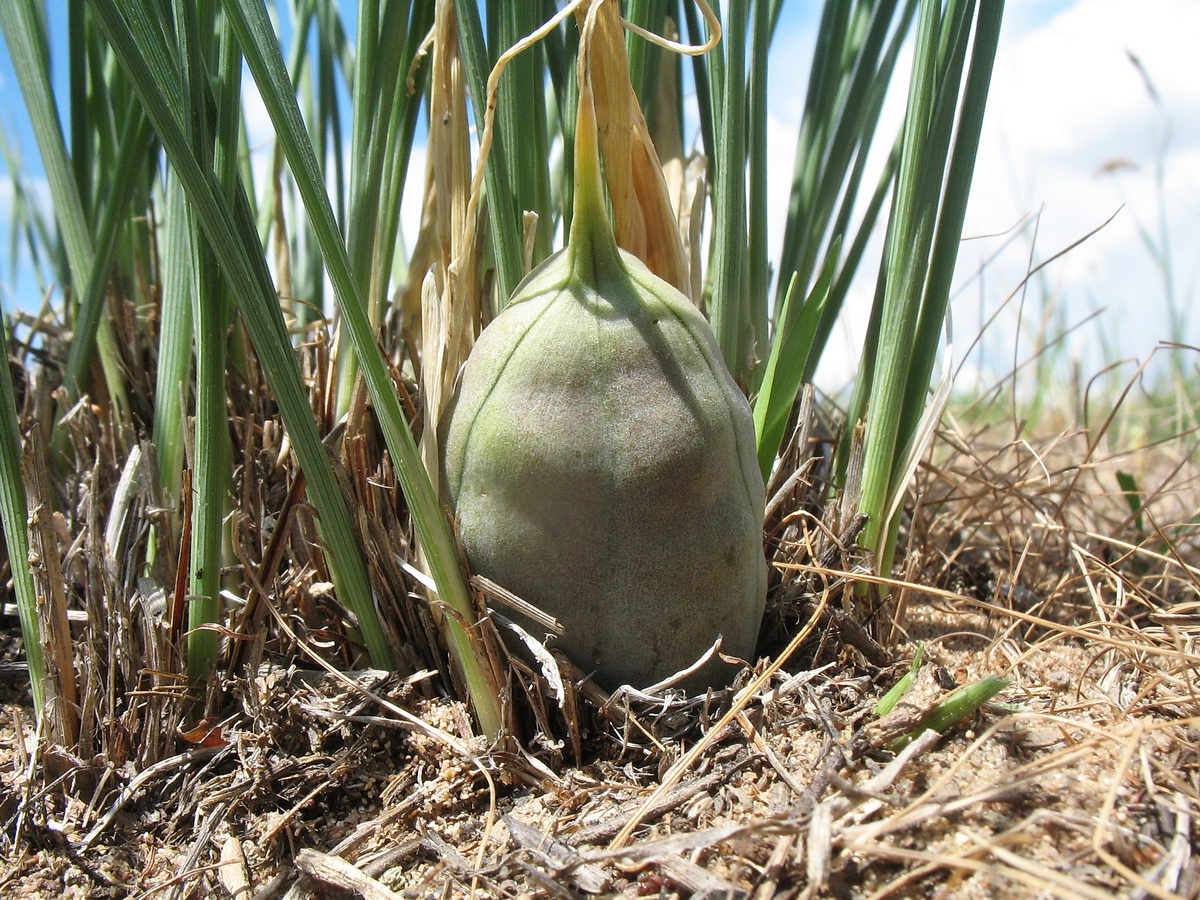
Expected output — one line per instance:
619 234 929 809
2 300 1199 897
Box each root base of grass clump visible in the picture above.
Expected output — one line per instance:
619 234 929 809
2 602 1198 899
2 378 1198 899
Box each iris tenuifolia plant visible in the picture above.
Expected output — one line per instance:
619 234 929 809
0 0 1001 754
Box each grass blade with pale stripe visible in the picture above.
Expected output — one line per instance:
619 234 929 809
0 0 130 418
219 0 503 737
0 312 44 713
84 0 397 675
858 0 1003 583
753 247 838 480
452 0 523 305
706 1 751 382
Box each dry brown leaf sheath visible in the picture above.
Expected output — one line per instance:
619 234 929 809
575 0 690 298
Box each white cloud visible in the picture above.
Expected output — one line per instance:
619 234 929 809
764 0 1200 390
957 0 1200 381
399 142 428 254
0 171 54 311
241 69 276 178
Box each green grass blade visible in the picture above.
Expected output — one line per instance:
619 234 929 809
0 1 94 291
335 0 431 414
180 0 238 688
805 129 903 386
890 676 1010 750
745 0 773 384
1116 470 1145 535
84 0 397 674
681 0 716 181
67 2 91 223
2 1 137 424
153 175 195 519
855 0 1002 584
857 0 958 558
776 0 911 320
869 7 997 554
0 127 58 291
0 312 45 713
368 17 429 322
186 253 229 688
221 0 502 737
755 0 917 444
63 104 153 397
345 0 388 305
622 0 667 135
495 0 553 266
775 0 853 318
546 10 578 237
873 643 925 717
896 0 1004 456
832 140 902 482
452 0 525 305
707 1 751 381
318 0 347 232
753 242 839 480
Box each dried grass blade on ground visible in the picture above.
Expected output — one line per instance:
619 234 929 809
503 815 610 894
294 848 403 900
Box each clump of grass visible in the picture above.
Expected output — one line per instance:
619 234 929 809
0 0 1007 747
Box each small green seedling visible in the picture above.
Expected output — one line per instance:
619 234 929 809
875 645 1010 750
875 643 926 717
890 675 1010 750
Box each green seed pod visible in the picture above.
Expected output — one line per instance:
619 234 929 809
441 39 765 692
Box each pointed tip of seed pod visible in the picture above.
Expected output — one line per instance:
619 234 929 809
568 1 623 285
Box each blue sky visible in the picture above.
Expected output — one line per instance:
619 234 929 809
2 1 1196 389
773 0 1199 385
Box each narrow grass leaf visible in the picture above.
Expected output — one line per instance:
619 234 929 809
84 0 397 674
858 0 965 560
452 0 523 305
153 175 195 523
895 0 1004 452
181 0 241 687
890 675 1010 750
67 2 91 218
0 1 133 420
874 643 926 717
0 312 44 713
496 1 553 266
806 132 902 387
63 104 153 399
622 0 667 132
221 0 503 737
745 0 774 373
1116 470 1145 535
855 0 1003 587
765 0 913 407
681 0 716 183
753 242 839 481
335 0 431 416
706 1 751 381
368 5 431 339
0 1 94 292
